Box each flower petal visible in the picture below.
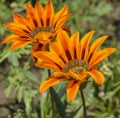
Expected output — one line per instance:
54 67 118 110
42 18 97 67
69 32 80 60
88 35 108 62
45 0 54 27
80 31 95 61
67 80 81 102
87 69 104 85
56 30 70 61
10 40 32 50
35 61 60 71
55 14 71 30
33 51 65 71
40 76 66 93
1 34 19 44
89 48 117 69
54 5 68 26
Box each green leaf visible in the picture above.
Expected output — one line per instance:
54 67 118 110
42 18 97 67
8 54 19 67
23 70 40 83
50 87 66 118
0 45 12 63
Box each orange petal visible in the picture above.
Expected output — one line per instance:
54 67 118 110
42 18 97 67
40 76 66 93
13 14 26 24
26 3 35 19
70 32 80 59
49 42 60 55
25 3 36 29
13 14 33 31
88 35 108 62
89 48 117 69
1 34 19 44
67 80 81 102
57 30 69 50
57 30 70 61
49 42 67 64
87 69 104 85
33 51 55 64
5 25 29 36
10 40 32 50
55 14 71 30
35 61 60 71
54 5 68 25
42 8 47 27
32 43 46 53
80 31 95 61
61 26 71 36
6 23 30 34
35 1 43 18
35 2 44 27
45 0 54 27
33 51 65 69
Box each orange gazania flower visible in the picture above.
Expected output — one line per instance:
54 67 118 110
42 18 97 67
1 0 71 51
33 30 116 101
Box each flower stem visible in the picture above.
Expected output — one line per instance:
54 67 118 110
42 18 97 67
48 69 55 118
80 89 87 118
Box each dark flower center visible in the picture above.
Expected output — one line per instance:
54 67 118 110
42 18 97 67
30 27 55 38
62 59 88 74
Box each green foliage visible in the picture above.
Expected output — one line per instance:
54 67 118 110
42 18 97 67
0 0 120 118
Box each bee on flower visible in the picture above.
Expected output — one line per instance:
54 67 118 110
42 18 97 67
33 30 116 101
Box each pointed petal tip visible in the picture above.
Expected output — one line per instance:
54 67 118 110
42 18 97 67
39 86 44 94
10 46 17 50
1 40 5 44
48 0 52 3
62 4 68 9
68 98 73 102
87 69 104 86
67 81 80 102
107 48 117 54
90 30 95 34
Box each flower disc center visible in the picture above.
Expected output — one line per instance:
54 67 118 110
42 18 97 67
62 59 88 74
30 27 55 38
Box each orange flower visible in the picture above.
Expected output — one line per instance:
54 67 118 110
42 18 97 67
1 0 71 51
33 30 116 102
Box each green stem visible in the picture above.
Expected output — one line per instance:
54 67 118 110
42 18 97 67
48 69 55 118
80 89 87 118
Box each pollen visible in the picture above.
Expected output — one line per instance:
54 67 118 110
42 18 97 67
62 59 88 74
30 27 55 38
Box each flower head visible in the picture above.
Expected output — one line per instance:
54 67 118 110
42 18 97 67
33 30 116 101
1 0 71 51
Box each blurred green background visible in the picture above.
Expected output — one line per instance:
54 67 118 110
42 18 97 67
0 0 120 118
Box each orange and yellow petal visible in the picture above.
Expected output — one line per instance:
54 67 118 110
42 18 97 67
55 14 71 30
54 5 68 26
35 1 43 19
10 40 32 50
26 3 39 29
88 35 108 62
49 42 60 55
80 31 95 61
45 0 54 27
56 30 70 62
69 32 80 60
40 76 66 93
33 51 65 69
89 48 117 69
87 69 104 85
67 80 81 102
13 14 31 29
35 61 60 71
1 34 19 44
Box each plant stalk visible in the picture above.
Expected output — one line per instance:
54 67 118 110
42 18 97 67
80 89 87 118
48 69 55 118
